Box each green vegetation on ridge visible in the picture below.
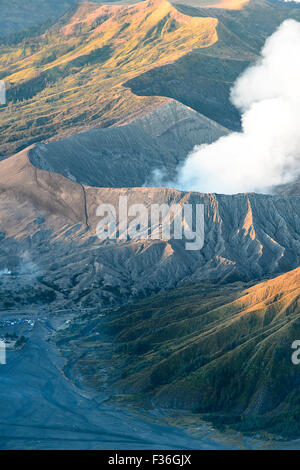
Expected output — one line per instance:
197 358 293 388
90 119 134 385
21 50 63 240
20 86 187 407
0 0 76 39
57 268 300 438
126 0 300 129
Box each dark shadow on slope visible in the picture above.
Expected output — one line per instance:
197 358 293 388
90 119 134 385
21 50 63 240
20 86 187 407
125 0 300 130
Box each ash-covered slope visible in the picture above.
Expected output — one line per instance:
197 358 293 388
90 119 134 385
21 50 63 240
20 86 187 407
275 177 300 196
126 0 300 130
0 149 299 309
28 101 228 187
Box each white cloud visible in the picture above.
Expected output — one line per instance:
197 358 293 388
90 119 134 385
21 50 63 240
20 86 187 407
170 20 300 194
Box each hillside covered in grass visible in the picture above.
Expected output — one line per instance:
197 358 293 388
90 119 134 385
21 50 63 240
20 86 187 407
57 268 300 438
126 0 300 129
0 0 77 39
1 0 300 155
0 0 218 155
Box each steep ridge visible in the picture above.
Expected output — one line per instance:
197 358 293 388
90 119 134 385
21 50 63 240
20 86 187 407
0 150 299 309
178 0 250 8
56 267 300 438
28 100 228 187
0 0 218 155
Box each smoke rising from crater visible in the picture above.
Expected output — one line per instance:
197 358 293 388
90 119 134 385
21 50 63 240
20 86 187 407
170 20 300 194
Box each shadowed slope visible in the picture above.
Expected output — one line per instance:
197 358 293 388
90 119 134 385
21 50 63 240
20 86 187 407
207 0 250 9
28 100 228 188
57 267 300 438
126 0 300 129
0 0 76 39
1 0 300 154
0 149 300 308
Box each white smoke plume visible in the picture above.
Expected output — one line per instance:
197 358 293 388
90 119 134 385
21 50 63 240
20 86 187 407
0 80 6 105
170 20 300 194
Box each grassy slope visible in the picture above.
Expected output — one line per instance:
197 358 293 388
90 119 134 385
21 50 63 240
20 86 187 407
1 1 299 154
0 0 217 155
57 268 300 438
